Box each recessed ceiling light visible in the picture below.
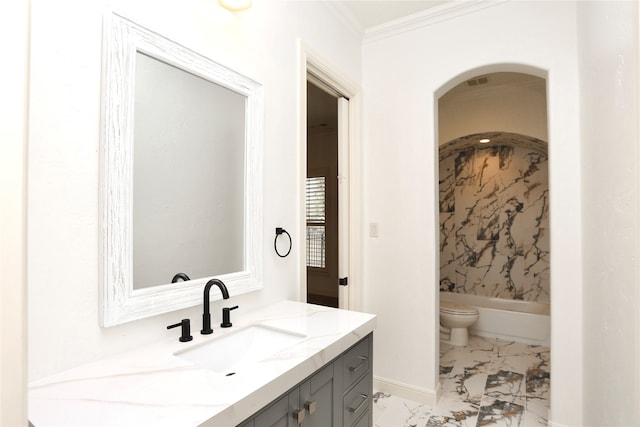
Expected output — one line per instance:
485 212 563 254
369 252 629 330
219 0 252 11
479 138 490 144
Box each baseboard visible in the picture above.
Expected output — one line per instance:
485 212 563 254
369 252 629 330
548 422 568 427
373 375 438 406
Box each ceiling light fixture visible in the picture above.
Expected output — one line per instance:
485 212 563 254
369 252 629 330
219 0 252 12
479 138 490 144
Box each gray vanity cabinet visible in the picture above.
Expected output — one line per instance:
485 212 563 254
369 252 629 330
341 335 372 427
299 361 340 427
237 365 337 427
238 333 372 427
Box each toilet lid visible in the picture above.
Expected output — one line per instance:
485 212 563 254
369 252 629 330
440 301 478 315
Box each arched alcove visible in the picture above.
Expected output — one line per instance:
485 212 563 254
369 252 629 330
435 69 551 421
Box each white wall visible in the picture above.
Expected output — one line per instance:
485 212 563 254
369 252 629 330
28 0 362 381
0 0 29 425
362 2 583 424
578 1 640 425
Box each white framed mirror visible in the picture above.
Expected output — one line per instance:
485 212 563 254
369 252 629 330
99 11 263 327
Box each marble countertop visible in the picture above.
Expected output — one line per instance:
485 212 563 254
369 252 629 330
28 300 376 427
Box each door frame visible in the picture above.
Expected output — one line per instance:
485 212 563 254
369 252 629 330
297 41 362 310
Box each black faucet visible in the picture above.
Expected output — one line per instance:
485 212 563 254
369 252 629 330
201 278 229 334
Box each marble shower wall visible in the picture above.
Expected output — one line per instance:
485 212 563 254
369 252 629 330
439 132 550 304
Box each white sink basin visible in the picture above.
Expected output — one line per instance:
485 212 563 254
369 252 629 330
175 324 306 375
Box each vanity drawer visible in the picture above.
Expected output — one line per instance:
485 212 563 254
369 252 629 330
343 374 372 427
352 407 371 427
342 334 371 391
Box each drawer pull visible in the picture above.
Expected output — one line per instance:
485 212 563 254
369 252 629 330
348 355 368 372
292 408 305 424
348 394 368 414
305 400 317 415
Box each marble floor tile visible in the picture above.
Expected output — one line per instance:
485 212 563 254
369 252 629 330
439 370 488 406
482 370 526 407
373 391 432 427
427 396 479 427
524 397 550 427
373 335 550 427
476 399 524 426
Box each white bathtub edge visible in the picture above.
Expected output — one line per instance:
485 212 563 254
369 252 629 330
470 327 550 346
441 292 551 346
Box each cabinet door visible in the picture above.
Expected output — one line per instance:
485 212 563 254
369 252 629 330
253 394 288 427
300 362 340 427
253 389 305 427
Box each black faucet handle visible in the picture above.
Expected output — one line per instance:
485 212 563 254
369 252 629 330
220 305 239 328
167 319 193 342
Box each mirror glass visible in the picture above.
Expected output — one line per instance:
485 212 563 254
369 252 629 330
133 52 245 289
100 12 263 326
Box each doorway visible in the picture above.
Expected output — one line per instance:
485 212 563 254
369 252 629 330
300 47 359 311
306 81 340 307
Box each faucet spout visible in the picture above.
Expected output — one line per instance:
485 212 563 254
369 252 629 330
171 272 191 283
201 279 229 334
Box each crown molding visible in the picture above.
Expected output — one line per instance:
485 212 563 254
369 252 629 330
363 0 510 45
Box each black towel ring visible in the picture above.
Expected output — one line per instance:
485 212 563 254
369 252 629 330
274 227 292 258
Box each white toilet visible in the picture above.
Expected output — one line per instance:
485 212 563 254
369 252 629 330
439 301 479 346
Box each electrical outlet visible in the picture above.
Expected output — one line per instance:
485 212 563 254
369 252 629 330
369 223 379 238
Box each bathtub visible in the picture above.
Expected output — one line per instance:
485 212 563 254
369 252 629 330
439 292 550 346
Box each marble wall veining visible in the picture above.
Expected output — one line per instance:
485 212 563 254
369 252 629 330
439 132 550 304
